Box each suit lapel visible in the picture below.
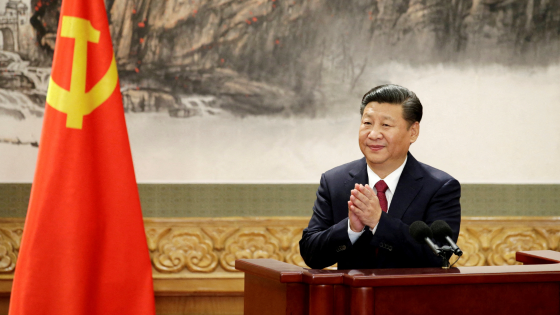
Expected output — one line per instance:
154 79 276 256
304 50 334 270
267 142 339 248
344 158 368 194
388 153 424 220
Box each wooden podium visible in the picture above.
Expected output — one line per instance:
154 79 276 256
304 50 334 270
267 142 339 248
235 250 560 315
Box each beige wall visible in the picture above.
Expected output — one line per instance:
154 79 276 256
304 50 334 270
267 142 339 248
403 64 560 184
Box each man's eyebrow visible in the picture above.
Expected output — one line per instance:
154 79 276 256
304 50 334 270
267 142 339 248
363 113 396 121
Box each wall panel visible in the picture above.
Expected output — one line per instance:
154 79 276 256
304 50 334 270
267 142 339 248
0 216 557 314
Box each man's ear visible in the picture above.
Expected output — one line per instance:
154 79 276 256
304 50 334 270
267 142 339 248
409 122 420 144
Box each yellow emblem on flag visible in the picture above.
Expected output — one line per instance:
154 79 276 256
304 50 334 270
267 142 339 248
46 16 118 129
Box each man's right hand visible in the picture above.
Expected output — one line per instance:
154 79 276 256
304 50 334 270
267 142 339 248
348 200 365 232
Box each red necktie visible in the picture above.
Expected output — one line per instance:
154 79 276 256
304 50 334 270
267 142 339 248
375 180 389 212
374 180 389 259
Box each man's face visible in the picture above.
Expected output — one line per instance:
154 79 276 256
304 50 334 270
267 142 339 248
359 102 419 176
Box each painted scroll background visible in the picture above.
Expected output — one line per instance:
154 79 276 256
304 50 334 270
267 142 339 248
0 0 559 184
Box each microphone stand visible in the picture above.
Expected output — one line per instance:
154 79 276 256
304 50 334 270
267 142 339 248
437 245 454 269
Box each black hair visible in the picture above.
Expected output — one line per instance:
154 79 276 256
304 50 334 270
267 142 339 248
360 84 423 127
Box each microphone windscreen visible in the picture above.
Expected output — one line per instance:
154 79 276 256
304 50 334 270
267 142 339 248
431 220 454 241
409 221 433 244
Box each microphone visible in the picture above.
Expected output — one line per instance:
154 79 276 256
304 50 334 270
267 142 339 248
430 220 462 256
409 221 440 256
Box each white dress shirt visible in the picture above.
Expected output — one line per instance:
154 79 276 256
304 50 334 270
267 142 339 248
347 156 407 244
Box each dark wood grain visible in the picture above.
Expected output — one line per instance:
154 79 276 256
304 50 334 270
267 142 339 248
243 273 307 315
303 269 344 285
372 282 559 315
351 287 373 315
309 285 334 315
343 263 560 287
237 250 560 315
235 259 305 283
333 285 350 315
516 250 560 264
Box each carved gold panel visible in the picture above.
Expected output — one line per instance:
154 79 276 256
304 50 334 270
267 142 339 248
153 228 219 273
0 221 22 274
0 217 558 278
220 229 283 271
454 229 485 266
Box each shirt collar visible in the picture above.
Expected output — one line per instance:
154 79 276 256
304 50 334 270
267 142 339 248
366 156 408 194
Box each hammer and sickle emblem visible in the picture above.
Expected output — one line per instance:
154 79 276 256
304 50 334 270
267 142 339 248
46 16 118 129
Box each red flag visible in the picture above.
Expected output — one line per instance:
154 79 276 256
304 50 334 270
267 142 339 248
9 0 156 314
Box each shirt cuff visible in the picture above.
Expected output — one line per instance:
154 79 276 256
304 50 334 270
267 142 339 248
370 222 379 235
348 219 365 244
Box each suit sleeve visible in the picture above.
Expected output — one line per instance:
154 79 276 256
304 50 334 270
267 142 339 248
299 173 353 269
371 178 462 268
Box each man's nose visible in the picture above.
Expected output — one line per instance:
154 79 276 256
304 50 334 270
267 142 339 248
368 127 383 139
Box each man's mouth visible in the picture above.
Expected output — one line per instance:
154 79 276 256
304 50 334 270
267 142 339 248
368 145 385 151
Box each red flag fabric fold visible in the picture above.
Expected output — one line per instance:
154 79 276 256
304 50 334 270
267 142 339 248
9 0 156 314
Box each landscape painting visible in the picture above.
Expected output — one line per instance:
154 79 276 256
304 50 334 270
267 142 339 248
1 0 559 183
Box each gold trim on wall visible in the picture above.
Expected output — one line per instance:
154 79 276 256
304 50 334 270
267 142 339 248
0 216 558 293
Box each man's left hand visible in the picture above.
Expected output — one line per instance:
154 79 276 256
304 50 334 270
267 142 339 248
349 184 382 228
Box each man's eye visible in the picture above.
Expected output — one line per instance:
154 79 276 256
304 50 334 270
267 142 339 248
383 124 390 127
363 121 372 125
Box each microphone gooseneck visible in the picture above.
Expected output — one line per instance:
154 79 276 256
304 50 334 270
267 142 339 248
431 220 463 257
409 220 462 269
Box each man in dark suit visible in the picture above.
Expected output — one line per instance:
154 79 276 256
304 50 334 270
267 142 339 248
299 84 461 270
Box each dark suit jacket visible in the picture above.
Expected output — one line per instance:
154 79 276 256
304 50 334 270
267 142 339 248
299 152 461 270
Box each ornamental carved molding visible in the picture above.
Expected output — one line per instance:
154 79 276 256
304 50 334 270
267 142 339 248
454 229 486 266
220 229 283 272
267 227 304 251
0 227 21 273
151 228 219 273
0 217 559 277
285 242 307 268
452 222 558 267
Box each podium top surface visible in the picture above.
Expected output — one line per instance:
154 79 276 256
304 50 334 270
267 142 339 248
236 250 560 287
